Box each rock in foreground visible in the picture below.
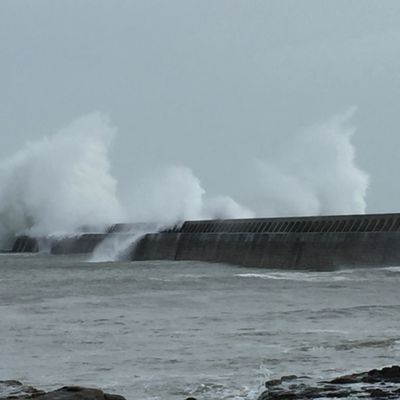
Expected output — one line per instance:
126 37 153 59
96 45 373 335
258 365 400 400
0 381 126 400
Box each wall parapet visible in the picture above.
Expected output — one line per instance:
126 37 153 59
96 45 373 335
176 213 400 235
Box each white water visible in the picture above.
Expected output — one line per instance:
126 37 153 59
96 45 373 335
239 108 369 217
123 165 253 227
90 232 148 263
0 113 122 247
0 109 369 248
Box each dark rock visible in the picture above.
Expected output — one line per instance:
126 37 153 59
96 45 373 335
258 366 400 400
49 387 125 400
265 379 281 387
259 390 297 400
0 381 44 399
381 366 400 379
0 383 125 400
104 394 125 400
330 365 400 385
367 388 389 397
329 375 359 384
280 375 297 382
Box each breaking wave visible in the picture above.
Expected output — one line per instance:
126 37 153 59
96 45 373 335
239 108 369 217
0 113 122 248
0 108 369 249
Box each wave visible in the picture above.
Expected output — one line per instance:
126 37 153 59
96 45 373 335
0 109 369 253
235 272 356 282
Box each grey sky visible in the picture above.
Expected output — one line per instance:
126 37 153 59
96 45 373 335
1 0 400 214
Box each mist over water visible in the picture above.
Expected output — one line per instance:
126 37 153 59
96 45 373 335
0 109 369 248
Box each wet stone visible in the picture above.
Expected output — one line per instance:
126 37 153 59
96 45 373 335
0 381 45 399
258 366 400 400
0 383 126 400
265 379 282 387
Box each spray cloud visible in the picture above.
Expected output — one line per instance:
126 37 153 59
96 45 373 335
0 113 122 246
241 108 369 217
125 165 253 226
0 108 369 247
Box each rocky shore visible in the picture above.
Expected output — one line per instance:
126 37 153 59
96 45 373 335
3 366 400 400
258 365 400 400
0 381 126 400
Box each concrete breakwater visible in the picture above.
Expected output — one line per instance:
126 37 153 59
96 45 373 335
10 213 400 269
132 213 400 269
10 223 155 255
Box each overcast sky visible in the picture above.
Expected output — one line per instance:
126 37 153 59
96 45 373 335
1 0 400 214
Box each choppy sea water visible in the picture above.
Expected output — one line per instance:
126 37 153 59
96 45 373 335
1 254 400 400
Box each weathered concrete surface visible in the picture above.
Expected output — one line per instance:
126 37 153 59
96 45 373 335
11 236 39 253
0 381 125 400
10 234 107 255
9 225 156 255
10 213 400 268
132 231 400 269
50 234 107 255
179 212 400 235
258 365 400 400
131 213 400 269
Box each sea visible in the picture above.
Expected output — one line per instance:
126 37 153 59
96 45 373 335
1 253 400 400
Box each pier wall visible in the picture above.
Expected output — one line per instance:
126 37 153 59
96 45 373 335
132 231 400 269
10 212 400 269
51 234 107 254
132 213 400 269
